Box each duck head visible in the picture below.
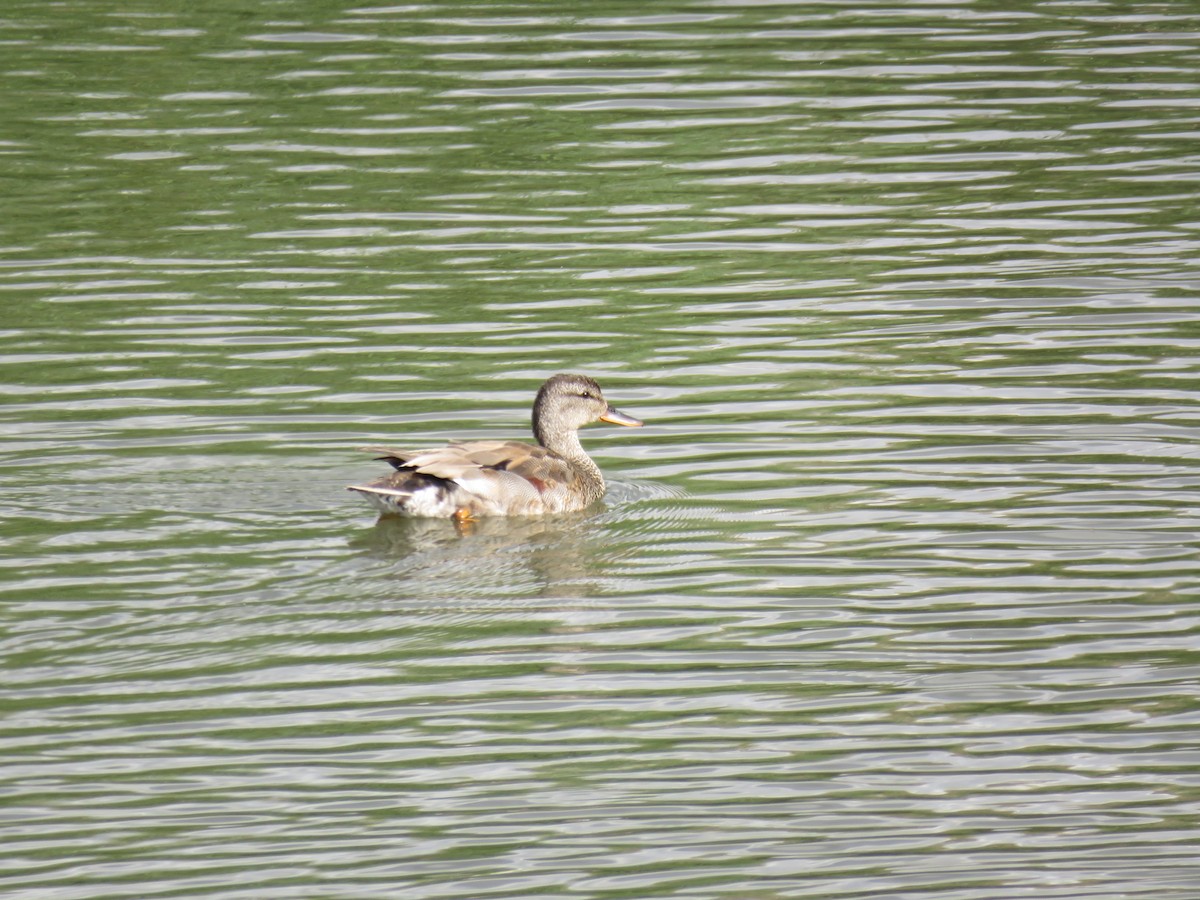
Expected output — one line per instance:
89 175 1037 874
532 373 642 447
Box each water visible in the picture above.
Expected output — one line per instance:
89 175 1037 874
3 1 1200 897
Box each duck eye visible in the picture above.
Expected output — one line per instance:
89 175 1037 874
580 391 595 399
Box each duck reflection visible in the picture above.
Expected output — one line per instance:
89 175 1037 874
350 507 612 601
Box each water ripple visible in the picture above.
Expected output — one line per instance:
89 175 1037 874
2 1 1200 898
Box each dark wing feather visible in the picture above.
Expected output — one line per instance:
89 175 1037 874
359 446 419 471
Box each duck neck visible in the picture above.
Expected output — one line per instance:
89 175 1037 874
536 425 605 494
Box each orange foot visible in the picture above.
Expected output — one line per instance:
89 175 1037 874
452 506 476 535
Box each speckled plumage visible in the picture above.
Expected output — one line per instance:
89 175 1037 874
348 374 642 518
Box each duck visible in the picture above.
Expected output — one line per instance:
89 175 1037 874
348 373 643 519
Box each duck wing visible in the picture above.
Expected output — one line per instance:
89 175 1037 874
410 440 582 494
355 440 583 515
445 440 583 489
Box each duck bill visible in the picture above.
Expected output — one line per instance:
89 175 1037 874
599 406 643 427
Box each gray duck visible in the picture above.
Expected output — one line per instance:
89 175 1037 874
348 373 643 519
